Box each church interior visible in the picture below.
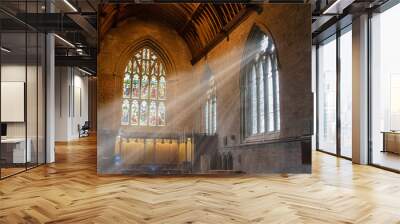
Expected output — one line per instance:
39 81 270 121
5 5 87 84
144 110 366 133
97 3 312 175
1 1 400 223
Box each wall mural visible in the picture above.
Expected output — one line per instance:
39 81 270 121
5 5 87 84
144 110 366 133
97 3 312 175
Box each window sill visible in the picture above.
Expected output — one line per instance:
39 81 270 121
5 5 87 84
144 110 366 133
221 134 312 149
243 132 281 144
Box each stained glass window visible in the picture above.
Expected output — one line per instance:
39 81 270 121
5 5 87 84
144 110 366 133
244 27 280 137
121 47 167 126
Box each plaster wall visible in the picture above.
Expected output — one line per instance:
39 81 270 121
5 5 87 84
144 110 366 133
55 67 89 141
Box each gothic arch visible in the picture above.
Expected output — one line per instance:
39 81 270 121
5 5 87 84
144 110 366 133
240 24 281 139
120 42 170 127
113 37 176 79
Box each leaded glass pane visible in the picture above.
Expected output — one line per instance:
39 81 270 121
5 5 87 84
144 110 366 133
151 53 157 60
149 101 157 126
212 96 217 133
153 63 159 75
126 60 132 73
258 62 265 133
123 73 131 98
159 76 166 100
208 98 212 134
205 101 209 133
158 102 166 126
150 57 155 72
131 100 139 125
268 73 274 131
261 36 269 52
160 63 165 76
132 74 140 98
251 65 257 134
121 99 130 125
133 60 139 73
141 75 149 99
276 70 280 131
150 76 158 99
140 101 148 126
268 112 274 132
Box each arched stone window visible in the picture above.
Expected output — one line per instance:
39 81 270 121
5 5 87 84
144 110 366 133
242 26 280 138
121 47 166 126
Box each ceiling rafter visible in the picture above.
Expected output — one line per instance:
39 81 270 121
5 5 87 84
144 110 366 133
178 3 205 34
191 4 259 64
99 3 260 64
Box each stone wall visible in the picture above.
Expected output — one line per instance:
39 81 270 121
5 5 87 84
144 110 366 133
97 18 198 173
193 4 312 173
98 4 312 174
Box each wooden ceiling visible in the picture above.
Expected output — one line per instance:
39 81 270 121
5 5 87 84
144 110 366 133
99 3 260 64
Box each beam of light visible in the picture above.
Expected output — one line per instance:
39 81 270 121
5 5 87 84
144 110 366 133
63 0 78 12
98 46 262 174
54 34 75 48
1 47 11 53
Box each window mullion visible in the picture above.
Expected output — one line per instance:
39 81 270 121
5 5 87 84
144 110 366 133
255 62 261 134
245 67 250 137
130 65 133 125
272 54 278 131
204 100 207 134
211 98 214 134
208 98 210 135
262 58 268 133
209 98 212 135
156 75 159 126
213 94 217 134
245 67 249 136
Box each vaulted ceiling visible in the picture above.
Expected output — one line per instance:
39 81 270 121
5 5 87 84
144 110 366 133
99 3 261 64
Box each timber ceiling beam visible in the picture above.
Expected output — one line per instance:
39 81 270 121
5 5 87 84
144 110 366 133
179 4 206 35
191 4 261 65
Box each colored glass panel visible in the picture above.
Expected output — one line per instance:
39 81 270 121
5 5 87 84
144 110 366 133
131 100 139 125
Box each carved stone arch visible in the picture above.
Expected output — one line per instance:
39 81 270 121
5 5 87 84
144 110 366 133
241 24 280 70
116 37 174 128
113 37 176 79
239 23 281 141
